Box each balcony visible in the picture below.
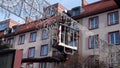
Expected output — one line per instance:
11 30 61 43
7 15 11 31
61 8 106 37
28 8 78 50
52 24 79 54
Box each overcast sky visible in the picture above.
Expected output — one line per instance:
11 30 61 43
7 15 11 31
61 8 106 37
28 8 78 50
49 0 100 9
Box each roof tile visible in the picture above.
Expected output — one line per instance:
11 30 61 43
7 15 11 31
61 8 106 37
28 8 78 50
73 0 118 19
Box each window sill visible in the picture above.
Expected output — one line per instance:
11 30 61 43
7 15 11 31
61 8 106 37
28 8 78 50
88 47 99 49
108 23 119 26
88 48 94 49
29 41 36 43
40 54 48 56
28 57 35 58
18 43 24 45
110 43 120 45
89 27 99 30
42 38 48 40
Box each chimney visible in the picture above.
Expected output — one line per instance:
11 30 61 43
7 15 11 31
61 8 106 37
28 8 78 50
82 0 88 7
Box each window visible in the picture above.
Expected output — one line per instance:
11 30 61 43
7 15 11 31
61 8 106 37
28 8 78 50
89 17 99 29
7 38 14 47
108 11 119 25
26 63 33 68
28 47 35 58
42 29 49 40
40 45 48 56
30 32 37 42
70 40 78 47
40 63 47 68
72 8 80 16
88 35 99 49
61 25 79 46
18 34 25 45
108 31 120 45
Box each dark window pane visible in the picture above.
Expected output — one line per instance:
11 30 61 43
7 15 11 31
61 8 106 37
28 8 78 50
43 29 49 39
31 32 36 42
41 45 48 56
109 12 119 25
8 38 13 47
29 48 35 58
115 32 119 44
110 33 114 44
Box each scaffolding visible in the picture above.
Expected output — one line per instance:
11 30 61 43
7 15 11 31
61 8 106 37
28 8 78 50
0 0 50 21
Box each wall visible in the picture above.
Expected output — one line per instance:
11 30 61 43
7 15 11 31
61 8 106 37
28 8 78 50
13 29 55 68
78 9 120 58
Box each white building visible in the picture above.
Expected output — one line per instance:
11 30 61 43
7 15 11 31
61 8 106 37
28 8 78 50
73 0 120 67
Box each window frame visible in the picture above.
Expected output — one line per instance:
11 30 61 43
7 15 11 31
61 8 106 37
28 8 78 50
40 44 48 56
42 29 49 40
88 16 99 30
108 31 120 45
39 63 47 68
107 11 119 26
88 34 99 49
26 63 33 68
28 47 35 58
29 32 37 42
18 34 25 45
7 37 14 47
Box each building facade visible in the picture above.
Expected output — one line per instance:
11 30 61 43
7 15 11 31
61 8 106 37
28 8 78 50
73 0 120 67
0 3 80 68
0 0 120 68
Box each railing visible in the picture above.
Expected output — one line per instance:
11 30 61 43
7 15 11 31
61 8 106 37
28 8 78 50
60 24 79 47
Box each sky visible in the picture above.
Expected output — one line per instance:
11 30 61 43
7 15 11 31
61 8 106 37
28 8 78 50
0 0 100 23
49 0 100 9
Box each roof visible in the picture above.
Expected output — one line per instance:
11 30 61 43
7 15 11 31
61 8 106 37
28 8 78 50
0 15 61 38
0 19 20 25
73 0 119 19
17 15 60 34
